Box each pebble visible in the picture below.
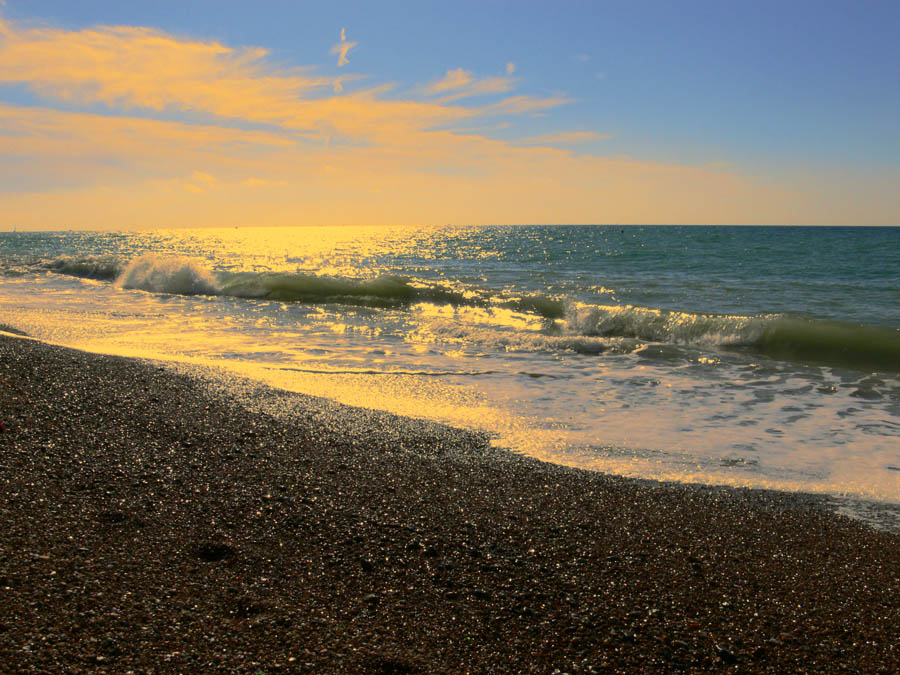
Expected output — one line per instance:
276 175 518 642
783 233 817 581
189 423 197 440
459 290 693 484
2 334 900 672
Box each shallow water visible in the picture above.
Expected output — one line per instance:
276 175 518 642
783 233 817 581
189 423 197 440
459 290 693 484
1 225 898 502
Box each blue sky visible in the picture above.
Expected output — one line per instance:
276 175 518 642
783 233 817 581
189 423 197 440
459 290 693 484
1 0 898 226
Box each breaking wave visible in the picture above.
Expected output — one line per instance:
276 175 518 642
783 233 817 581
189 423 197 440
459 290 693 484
42 255 122 281
568 304 900 371
42 253 900 372
119 255 221 295
45 253 565 315
755 317 900 372
423 304 900 371
218 270 472 308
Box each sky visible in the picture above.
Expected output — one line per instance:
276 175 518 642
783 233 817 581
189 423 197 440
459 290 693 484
0 0 898 228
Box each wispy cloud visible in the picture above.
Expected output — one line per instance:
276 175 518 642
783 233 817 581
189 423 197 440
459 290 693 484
426 67 473 94
480 95 573 116
0 17 566 141
424 67 517 102
0 15 855 227
330 27 357 67
0 100 828 227
0 17 476 141
185 170 217 192
0 17 334 119
506 62 516 75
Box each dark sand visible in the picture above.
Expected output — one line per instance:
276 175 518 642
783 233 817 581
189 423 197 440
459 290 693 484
1 332 899 673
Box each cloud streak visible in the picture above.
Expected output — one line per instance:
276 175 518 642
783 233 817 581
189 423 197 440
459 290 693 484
0 15 886 226
480 95 573 116
0 17 570 144
0 17 334 118
0 101 818 228
330 27 357 67
425 67 517 102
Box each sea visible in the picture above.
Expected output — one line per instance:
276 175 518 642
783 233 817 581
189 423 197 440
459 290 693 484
2 225 899 514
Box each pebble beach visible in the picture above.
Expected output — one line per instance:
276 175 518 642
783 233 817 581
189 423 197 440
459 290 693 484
2 330 899 672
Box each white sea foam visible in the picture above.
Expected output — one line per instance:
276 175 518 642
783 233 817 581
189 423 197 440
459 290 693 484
418 316 638 355
568 302 762 346
118 254 221 296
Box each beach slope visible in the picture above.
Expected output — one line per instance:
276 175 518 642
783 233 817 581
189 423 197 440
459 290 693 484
1 333 898 672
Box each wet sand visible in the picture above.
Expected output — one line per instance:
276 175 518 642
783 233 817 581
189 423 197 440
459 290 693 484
1 332 899 672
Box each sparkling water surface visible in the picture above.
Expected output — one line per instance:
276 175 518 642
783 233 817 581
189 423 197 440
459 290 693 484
2 225 898 504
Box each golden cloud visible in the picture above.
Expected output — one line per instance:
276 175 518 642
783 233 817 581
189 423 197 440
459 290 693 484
0 16 543 141
330 27 357 67
425 67 517 102
2 16 890 226
0 102 812 227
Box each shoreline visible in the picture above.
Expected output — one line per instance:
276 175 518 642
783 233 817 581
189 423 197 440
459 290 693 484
6 325 900 533
2 332 899 671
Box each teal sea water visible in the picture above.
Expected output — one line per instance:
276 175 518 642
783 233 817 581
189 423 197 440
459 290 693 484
1 225 899 504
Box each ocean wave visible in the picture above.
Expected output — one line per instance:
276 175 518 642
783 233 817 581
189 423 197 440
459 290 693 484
502 294 566 319
118 255 221 295
45 253 566 317
756 317 900 372
568 304 900 371
218 272 566 318
568 303 760 345
42 255 123 281
42 254 900 372
219 270 472 308
422 304 900 371
419 318 641 356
